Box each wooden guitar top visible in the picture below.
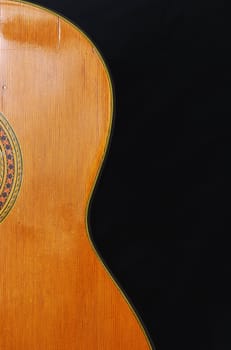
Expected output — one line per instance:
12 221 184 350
0 1 152 348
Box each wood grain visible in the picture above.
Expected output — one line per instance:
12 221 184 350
0 1 152 348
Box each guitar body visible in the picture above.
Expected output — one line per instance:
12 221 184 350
0 1 151 349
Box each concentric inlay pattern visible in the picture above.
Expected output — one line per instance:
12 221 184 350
0 112 23 223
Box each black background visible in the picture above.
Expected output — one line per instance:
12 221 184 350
33 1 230 349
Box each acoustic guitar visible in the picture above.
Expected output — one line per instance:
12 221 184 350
0 1 152 348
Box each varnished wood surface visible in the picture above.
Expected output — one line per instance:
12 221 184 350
0 1 152 349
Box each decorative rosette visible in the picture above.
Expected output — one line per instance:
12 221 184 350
0 113 23 223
